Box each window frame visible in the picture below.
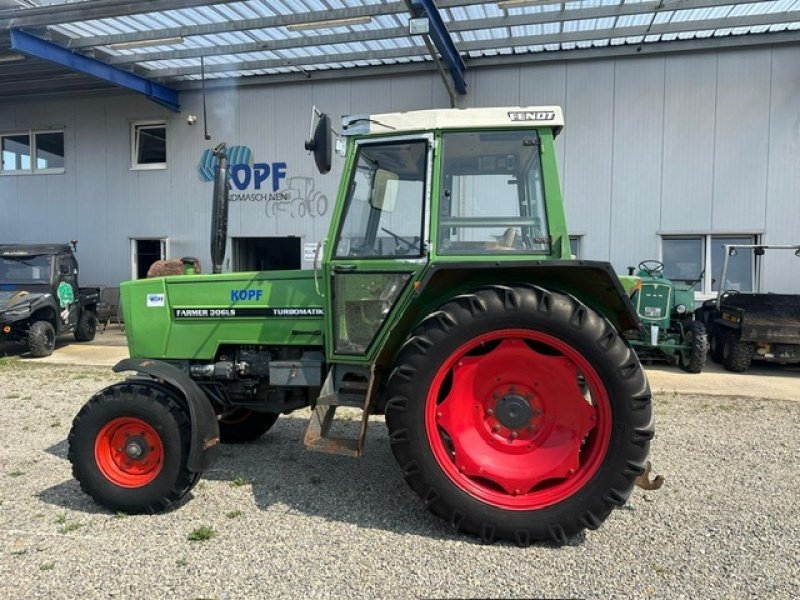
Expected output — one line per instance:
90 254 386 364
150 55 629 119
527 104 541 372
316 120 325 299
332 135 431 260
435 129 551 257
130 120 167 171
0 129 66 176
660 233 759 300
569 235 583 259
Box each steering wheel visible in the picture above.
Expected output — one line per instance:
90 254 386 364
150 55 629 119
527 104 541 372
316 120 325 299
638 260 665 276
381 227 419 253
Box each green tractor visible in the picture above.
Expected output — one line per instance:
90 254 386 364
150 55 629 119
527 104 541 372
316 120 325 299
621 260 708 373
68 107 654 545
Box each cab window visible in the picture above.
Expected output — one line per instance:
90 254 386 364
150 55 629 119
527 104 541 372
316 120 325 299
438 130 549 255
334 140 427 258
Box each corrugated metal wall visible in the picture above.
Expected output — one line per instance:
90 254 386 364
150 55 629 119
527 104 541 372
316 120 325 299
1 43 799 291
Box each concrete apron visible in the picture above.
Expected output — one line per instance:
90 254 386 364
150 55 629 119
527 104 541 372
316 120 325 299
4 327 798 402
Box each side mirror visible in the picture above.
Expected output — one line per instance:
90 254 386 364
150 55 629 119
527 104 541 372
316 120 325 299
304 109 332 175
210 143 230 274
371 169 399 212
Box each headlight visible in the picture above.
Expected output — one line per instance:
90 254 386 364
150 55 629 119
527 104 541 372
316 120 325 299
675 304 687 314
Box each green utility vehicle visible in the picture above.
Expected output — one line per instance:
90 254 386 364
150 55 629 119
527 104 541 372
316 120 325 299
68 107 653 545
622 260 708 373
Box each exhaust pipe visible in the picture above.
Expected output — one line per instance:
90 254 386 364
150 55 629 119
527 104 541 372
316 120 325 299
210 143 229 274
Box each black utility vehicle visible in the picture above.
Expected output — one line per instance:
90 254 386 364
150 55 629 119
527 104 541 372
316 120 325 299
0 244 99 357
696 244 800 372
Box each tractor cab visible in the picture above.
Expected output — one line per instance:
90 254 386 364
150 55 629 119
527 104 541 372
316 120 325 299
323 107 573 362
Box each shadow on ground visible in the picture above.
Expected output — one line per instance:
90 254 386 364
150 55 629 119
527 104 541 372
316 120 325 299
37 416 584 546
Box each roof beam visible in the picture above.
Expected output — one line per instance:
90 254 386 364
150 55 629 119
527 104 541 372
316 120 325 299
63 0 486 49
409 0 466 94
144 8 800 79
9 28 180 111
107 0 748 66
0 0 241 29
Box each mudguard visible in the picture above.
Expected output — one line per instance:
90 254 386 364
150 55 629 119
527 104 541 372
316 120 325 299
113 358 220 472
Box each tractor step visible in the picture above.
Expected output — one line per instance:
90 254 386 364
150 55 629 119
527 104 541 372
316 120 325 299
303 367 373 457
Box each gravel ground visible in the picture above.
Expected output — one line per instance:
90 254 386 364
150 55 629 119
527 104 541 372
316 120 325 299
0 359 798 599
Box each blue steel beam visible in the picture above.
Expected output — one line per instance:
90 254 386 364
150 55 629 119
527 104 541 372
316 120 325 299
410 0 466 94
9 28 180 112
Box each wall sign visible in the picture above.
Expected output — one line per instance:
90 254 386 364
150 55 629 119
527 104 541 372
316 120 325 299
197 146 328 219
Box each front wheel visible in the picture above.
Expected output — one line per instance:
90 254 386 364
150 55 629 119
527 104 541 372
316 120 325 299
677 320 708 373
28 320 56 357
68 383 199 513
721 332 752 373
384 285 653 545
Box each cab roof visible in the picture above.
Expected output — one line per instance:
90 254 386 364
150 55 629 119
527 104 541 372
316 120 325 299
342 106 564 137
0 244 71 257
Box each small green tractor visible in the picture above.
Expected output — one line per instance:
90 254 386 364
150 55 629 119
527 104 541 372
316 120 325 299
68 107 654 545
620 260 708 373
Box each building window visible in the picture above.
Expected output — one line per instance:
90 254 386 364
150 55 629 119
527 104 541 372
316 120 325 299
0 130 65 175
569 235 582 259
661 234 757 295
131 121 167 169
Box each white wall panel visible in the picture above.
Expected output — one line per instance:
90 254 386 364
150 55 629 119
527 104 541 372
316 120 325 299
712 49 771 231
609 57 665 270
562 59 615 262
660 53 717 232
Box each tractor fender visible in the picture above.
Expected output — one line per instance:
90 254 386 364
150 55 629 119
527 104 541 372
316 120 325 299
415 260 643 334
112 358 220 473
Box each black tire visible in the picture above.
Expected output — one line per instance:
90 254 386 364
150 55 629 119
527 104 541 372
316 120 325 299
677 320 708 373
721 331 752 373
28 320 56 357
384 285 653 546
217 409 279 443
68 382 200 514
74 310 97 342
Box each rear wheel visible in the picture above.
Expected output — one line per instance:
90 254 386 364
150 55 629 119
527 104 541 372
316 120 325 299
384 285 653 545
68 383 199 513
74 310 97 342
28 320 56 357
721 332 752 373
217 408 279 443
677 321 708 373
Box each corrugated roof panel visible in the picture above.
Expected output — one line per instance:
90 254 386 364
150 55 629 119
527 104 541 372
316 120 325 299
616 13 655 28
562 17 617 32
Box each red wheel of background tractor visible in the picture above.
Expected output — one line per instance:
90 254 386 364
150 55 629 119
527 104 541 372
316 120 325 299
425 330 610 510
385 285 653 545
94 417 164 488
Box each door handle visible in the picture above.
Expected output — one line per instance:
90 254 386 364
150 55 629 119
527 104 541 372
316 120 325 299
333 264 357 273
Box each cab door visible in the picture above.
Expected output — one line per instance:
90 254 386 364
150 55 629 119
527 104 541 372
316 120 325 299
324 134 433 362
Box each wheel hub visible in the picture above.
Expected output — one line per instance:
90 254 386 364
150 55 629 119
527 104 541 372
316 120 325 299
124 436 148 460
495 393 533 429
94 417 164 488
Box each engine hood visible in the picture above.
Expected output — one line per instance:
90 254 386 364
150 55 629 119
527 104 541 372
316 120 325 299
0 290 46 311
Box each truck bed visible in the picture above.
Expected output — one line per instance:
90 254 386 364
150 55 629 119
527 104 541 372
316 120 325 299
721 293 800 343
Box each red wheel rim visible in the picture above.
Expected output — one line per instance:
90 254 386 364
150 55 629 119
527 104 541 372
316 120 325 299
425 329 611 510
94 417 164 488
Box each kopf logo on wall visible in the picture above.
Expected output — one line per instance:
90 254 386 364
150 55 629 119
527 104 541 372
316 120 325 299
198 146 328 219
